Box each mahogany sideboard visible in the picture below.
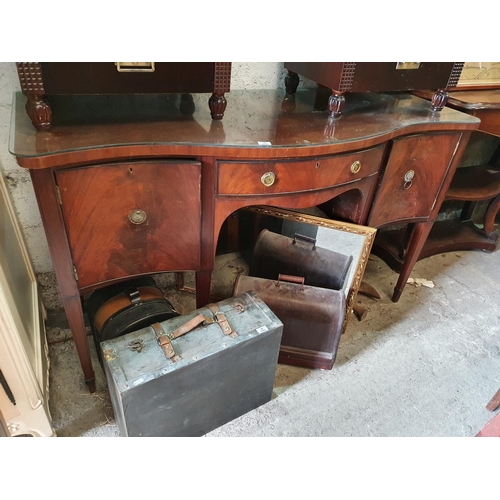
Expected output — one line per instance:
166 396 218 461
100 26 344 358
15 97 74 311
9 89 479 391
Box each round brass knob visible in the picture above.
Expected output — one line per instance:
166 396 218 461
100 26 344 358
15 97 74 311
261 172 276 187
404 170 415 189
129 209 147 224
404 170 415 182
351 161 361 174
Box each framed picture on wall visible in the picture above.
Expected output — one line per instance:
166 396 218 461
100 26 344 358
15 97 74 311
457 62 500 89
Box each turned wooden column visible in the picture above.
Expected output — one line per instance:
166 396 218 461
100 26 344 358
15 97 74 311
431 89 449 111
209 62 232 120
328 91 346 118
16 63 52 131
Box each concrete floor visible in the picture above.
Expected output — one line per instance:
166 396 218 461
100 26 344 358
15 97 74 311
43 242 500 437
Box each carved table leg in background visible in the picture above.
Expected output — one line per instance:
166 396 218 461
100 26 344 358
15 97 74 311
209 62 232 120
431 89 449 112
209 93 227 120
16 63 52 131
25 95 52 131
328 91 346 118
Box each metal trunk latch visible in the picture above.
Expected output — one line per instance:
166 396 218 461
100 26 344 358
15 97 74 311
128 339 145 353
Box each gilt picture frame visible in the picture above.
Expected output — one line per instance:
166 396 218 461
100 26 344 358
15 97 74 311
457 62 500 90
177 206 377 334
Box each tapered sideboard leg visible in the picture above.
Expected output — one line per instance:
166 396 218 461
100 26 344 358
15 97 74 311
195 270 213 308
62 295 96 393
392 221 434 302
30 168 96 392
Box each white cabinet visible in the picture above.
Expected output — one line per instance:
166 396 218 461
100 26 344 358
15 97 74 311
0 172 55 437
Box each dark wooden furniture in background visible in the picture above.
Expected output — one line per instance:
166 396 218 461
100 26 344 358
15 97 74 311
432 89 500 249
16 62 232 130
373 89 500 265
9 89 479 391
284 62 464 117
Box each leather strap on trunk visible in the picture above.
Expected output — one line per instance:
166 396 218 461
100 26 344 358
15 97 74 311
151 322 181 362
151 314 206 362
152 305 237 362
205 303 238 338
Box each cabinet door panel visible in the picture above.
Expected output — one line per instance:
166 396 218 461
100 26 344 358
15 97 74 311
56 161 201 289
368 133 460 227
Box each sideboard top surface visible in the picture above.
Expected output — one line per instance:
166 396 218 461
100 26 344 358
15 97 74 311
10 89 480 167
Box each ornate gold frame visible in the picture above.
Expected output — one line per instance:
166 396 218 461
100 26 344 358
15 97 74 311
177 206 376 334
245 207 376 333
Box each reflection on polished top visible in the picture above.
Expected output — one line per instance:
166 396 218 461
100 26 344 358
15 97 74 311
10 88 480 160
447 89 500 110
415 89 500 111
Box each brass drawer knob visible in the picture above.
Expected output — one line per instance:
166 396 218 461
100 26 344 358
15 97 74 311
404 170 415 189
261 172 276 187
351 161 361 174
129 209 147 224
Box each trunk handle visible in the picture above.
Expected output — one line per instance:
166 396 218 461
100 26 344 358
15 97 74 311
277 274 305 289
152 303 239 362
293 233 316 250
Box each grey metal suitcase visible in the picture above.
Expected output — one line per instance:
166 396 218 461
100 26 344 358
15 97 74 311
101 291 283 437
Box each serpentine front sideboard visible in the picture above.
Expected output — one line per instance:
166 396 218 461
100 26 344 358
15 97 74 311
9 89 479 391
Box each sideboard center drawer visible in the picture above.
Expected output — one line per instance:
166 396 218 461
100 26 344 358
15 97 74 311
216 146 385 196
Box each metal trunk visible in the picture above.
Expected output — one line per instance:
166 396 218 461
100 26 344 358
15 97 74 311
101 291 283 437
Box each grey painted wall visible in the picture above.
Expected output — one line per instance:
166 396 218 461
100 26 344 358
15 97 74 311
0 62 288 288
